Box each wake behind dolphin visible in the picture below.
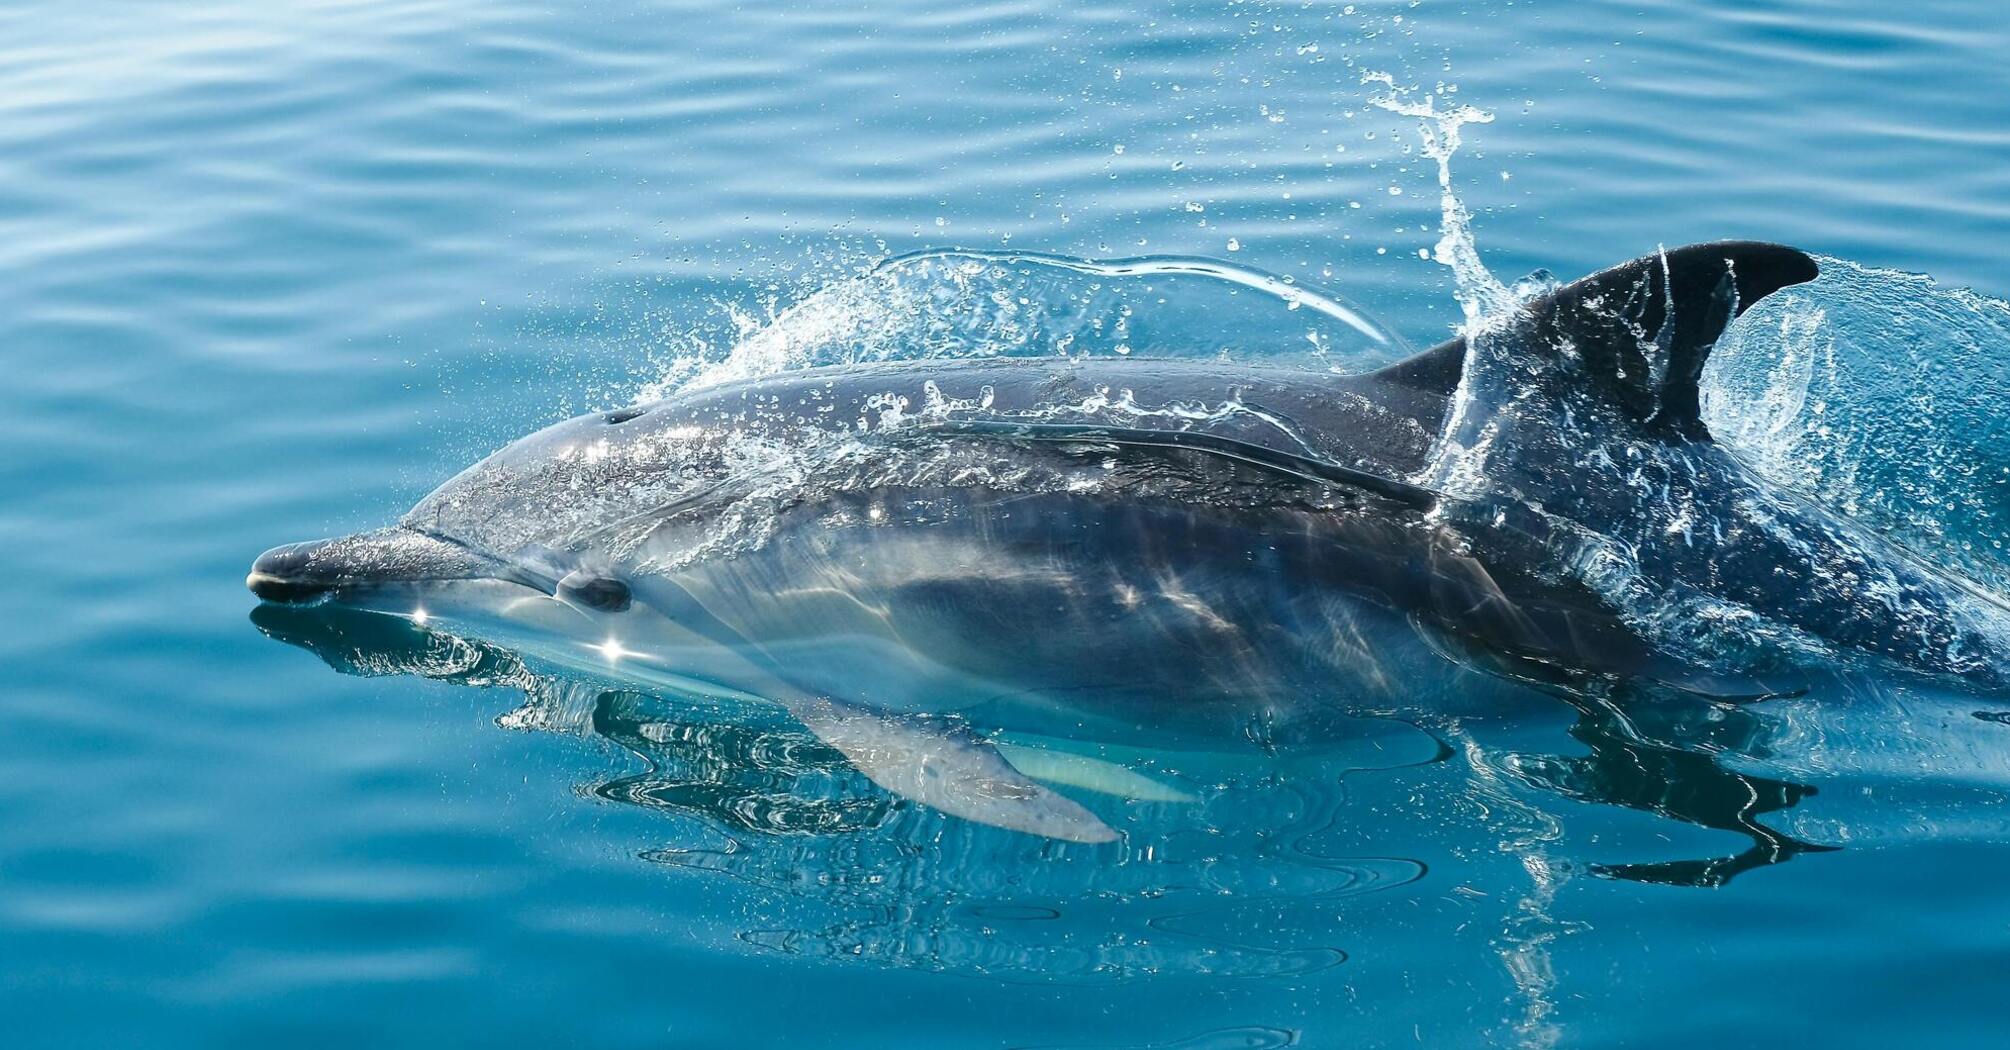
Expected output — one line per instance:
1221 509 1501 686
247 241 2010 842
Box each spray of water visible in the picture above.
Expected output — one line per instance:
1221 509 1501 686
1360 71 1551 507
638 249 1407 405
1363 71 1515 333
1705 261 2010 600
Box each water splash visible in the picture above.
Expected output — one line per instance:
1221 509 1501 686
1362 72 1539 507
640 249 1408 402
1705 259 2010 600
1363 72 1515 333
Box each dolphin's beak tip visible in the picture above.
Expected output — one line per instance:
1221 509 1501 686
246 539 337 604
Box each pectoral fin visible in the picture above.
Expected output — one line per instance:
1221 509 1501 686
994 739 1196 803
786 697 1119 844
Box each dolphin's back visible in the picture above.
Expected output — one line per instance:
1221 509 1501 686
401 355 1452 562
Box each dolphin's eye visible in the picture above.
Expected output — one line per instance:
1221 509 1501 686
559 572 632 613
603 407 646 425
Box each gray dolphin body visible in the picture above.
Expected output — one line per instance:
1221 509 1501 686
248 242 2009 842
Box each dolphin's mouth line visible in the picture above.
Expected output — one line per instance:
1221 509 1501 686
243 570 342 605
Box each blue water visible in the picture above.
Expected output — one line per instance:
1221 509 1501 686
6 1 2010 1046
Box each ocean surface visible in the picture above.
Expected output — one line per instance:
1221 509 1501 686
5 1 2010 1046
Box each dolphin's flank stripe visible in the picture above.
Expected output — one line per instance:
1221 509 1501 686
923 419 1441 510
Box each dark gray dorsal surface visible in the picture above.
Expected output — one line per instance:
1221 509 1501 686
1371 241 1819 440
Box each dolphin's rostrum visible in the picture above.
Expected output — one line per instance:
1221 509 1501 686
248 242 2007 841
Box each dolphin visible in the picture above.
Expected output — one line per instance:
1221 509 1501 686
247 241 2009 842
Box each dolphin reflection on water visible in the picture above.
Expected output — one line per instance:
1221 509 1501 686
251 599 1831 899
248 242 2008 850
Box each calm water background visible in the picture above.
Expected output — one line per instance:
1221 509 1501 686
4 1 2009 1046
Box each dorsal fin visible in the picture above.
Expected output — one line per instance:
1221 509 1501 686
1373 242 1819 440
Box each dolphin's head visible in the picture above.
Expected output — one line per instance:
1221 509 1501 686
244 395 772 700
247 401 690 613
245 401 750 699
246 517 708 687
246 523 643 631
247 518 775 711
